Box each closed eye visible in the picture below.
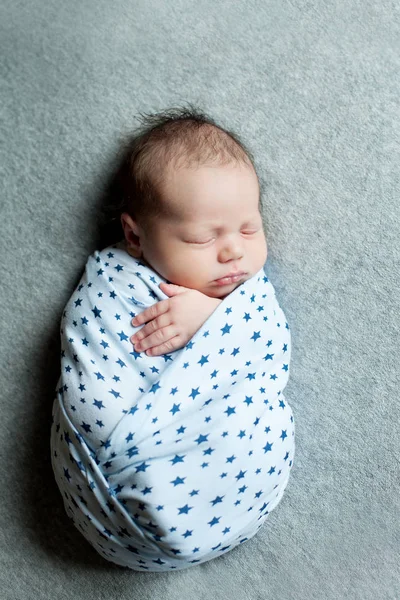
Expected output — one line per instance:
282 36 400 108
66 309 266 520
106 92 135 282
188 240 213 245
186 230 260 245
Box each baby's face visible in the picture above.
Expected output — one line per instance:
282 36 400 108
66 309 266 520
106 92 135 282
128 163 268 299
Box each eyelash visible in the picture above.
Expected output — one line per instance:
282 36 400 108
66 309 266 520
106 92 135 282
188 230 259 244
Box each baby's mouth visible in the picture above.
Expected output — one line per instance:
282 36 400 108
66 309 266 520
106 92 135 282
214 273 246 285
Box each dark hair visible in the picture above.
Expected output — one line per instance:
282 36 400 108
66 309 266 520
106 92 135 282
100 103 261 241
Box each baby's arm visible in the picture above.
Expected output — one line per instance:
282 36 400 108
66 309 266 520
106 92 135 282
130 283 222 356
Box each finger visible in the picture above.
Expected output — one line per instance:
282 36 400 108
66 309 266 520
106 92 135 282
130 312 172 345
159 283 188 296
133 325 177 352
144 334 182 356
131 300 169 326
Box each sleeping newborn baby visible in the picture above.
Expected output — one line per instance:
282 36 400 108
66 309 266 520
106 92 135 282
50 107 295 572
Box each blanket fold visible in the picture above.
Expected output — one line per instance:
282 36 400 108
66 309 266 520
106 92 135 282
50 240 295 571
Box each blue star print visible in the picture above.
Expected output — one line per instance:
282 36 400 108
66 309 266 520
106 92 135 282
50 239 295 572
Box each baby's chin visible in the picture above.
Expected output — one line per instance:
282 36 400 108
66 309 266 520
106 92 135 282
203 280 245 299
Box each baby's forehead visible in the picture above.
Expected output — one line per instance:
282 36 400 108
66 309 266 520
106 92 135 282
162 162 259 197
158 162 260 222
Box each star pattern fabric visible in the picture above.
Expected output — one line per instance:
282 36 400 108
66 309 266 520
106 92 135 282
50 239 295 572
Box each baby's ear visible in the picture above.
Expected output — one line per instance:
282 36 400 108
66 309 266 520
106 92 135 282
121 213 142 252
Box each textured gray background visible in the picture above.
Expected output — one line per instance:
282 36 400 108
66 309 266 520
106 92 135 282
1 1 399 599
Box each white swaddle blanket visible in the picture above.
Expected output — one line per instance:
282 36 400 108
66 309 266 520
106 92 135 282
50 240 295 572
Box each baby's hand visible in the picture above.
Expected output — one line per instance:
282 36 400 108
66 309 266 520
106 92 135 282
130 283 222 356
